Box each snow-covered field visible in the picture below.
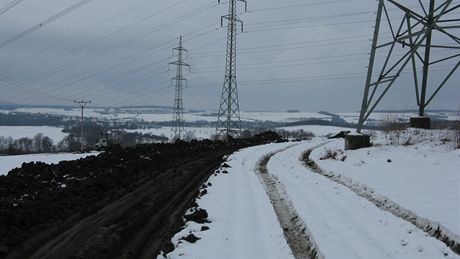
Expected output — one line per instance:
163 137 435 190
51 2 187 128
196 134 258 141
0 152 99 176
0 126 67 143
310 129 460 238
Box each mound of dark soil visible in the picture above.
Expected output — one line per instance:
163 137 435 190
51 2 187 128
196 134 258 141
0 132 284 258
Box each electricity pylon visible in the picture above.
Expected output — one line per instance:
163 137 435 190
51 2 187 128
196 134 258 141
74 100 91 152
216 0 247 138
356 0 459 132
169 36 190 141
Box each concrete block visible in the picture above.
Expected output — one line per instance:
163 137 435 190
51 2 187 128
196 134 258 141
410 117 430 129
345 133 371 150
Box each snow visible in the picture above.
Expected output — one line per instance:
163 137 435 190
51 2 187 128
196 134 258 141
239 111 331 123
0 152 99 175
0 126 67 143
164 143 295 259
268 142 458 259
310 129 460 238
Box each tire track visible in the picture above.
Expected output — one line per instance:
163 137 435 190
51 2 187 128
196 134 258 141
256 145 324 259
301 148 460 255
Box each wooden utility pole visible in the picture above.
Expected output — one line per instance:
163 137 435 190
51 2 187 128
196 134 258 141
74 100 91 152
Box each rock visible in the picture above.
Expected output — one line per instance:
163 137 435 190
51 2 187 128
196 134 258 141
221 163 231 168
184 209 208 224
387 159 392 163
161 241 175 255
201 226 210 231
200 189 207 196
182 234 200 243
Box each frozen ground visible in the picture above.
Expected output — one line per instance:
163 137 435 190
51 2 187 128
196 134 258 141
268 142 458 258
0 152 99 175
0 126 67 143
164 143 295 259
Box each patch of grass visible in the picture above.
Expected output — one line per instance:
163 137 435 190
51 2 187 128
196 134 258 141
320 148 346 161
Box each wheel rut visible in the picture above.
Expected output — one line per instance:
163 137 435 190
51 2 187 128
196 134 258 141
302 147 460 255
256 145 323 259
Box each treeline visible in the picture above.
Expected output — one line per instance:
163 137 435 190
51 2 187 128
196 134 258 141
237 128 315 141
0 134 66 155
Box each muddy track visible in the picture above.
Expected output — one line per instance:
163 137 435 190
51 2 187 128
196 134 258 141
302 148 460 255
22 155 224 259
256 146 323 259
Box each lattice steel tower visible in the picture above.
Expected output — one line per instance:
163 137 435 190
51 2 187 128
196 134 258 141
169 36 190 141
216 0 247 138
356 0 459 132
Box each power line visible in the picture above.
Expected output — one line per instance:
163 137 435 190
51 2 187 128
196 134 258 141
8 0 191 78
16 24 220 103
193 65 456 88
0 0 26 16
245 0 350 14
0 73 72 102
18 1 218 84
0 0 94 48
38 24 218 92
1 0 155 69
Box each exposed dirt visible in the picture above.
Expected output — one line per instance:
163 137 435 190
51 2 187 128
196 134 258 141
257 146 323 259
0 132 284 259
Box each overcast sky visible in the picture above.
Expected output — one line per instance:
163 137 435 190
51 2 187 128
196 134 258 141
0 0 458 112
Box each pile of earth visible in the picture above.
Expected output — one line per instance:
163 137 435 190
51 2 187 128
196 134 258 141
0 131 284 258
